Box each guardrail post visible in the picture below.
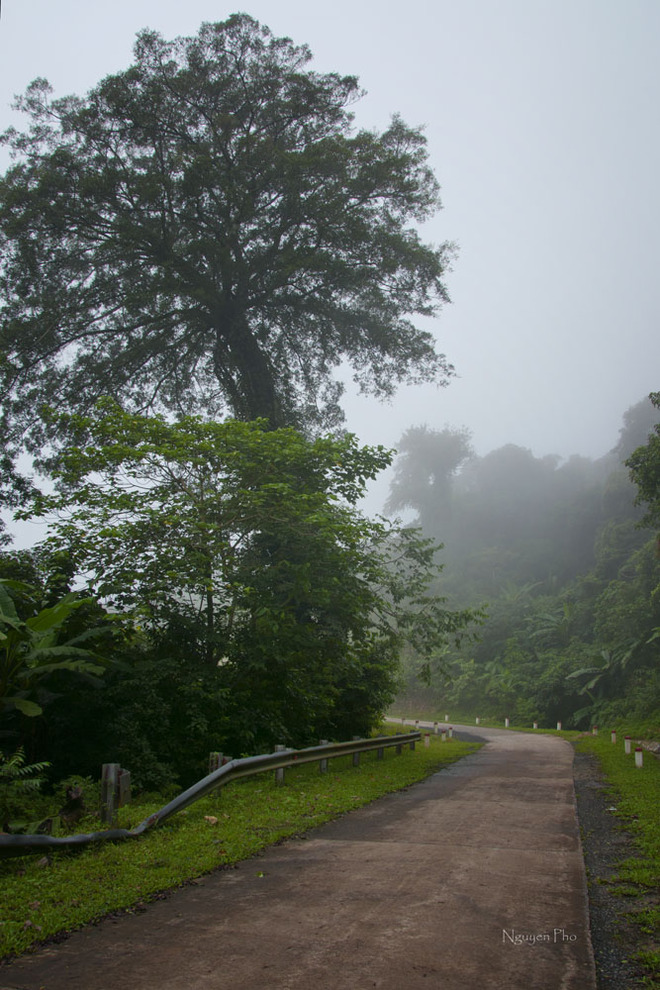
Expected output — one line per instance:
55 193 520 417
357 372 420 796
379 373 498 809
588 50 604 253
275 744 286 785
409 737 415 751
395 731 403 754
352 737 361 766
118 769 131 809
101 763 120 824
319 740 329 772
376 739 385 760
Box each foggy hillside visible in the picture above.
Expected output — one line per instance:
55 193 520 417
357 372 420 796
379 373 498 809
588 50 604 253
389 394 660 731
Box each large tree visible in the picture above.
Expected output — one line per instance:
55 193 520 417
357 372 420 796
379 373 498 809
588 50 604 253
384 424 474 534
0 13 454 470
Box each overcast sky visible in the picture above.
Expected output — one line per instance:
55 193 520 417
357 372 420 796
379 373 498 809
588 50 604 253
1 0 659 520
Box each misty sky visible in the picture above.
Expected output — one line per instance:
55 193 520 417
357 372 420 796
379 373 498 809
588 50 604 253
1 1 659 519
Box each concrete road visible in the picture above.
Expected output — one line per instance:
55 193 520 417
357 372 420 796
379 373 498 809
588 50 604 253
1 724 596 990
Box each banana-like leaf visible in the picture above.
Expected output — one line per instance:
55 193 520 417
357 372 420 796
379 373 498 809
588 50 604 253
4 697 43 717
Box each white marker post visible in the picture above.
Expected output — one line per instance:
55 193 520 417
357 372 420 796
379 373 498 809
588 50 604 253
625 736 632 755
533 722 538 730
424 733 430 749
434 721 439 735
611 730 617 744
592 726 598 736
319 740 329 773
504 717 510 728
441 730 447 743
635 748 643 768
557 721 562 731
448 726 454 738
275 744 286 785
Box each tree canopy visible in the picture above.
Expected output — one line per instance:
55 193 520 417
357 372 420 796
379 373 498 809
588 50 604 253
0 13 454 473
627 392 660 532
16 402 475 753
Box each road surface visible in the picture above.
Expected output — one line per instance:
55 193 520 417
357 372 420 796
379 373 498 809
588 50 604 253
1 723 596 990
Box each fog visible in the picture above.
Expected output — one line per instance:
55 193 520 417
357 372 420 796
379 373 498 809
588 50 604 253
1 0 659 523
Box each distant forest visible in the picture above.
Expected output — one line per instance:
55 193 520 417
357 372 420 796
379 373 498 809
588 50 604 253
388 394 660 731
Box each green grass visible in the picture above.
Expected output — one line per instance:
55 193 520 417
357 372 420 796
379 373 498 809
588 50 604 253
576 734 660 987
0 731 480 960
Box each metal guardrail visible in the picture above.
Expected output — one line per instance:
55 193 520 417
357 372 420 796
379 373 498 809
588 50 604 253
0 732 421 857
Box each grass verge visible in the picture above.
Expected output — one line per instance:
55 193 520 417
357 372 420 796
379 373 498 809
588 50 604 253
575 734 660 988
0 731 480 960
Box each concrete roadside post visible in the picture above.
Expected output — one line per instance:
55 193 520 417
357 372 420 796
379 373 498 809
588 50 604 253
275 744 286 785
118 769 131 809
101 763 120 824
319 740 328 773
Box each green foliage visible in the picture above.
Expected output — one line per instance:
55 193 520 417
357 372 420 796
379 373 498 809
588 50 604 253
0 12 454 490
0 579 107 723
18 403 477 764
627 392 660 533
0 747 50 824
